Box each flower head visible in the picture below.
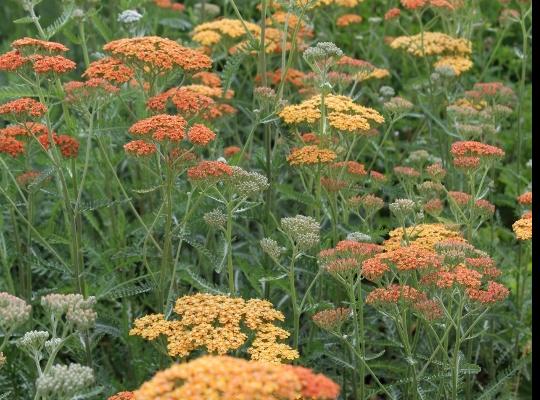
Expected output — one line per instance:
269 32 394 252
281 215 320 250
0 292 31 331
187 124 216 146
129 115 187 142
287 146 337 166
0 98 47 119
103 36 212 72
187 160 233 181
36 364 94 399
134 355 339 400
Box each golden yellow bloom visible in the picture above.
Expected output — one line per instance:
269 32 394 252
279 94 384 133
513 217 532 240
287 146 337 166
434 55 473 75
129 293 298 363
383 223 466 251
390 32 472 57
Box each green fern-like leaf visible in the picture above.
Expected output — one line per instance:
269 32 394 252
44 4 75 40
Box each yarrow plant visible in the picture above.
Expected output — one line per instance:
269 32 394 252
0 0 531 399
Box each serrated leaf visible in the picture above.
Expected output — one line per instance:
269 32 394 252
0 84 36 100
179 265 225 295
44 4 74 39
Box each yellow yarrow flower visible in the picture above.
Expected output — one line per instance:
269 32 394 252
390 32 472 57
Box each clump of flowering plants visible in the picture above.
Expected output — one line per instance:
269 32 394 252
0 0 531 399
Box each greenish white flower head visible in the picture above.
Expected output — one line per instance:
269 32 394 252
260 238 282 260
36 363 94 400
228 166 269 198
281 215 320 251
0 292 31 331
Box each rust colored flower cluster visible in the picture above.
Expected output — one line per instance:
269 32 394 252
129 115 187 142
107 392 135 400
12 37 69 54
0 38 75 75
82 57 134 84
38 133 80 158
147 85 235 120
187 160 234 181
153 0 185 11
336 14 363 27
517 191 532 205
124 140 157 157
0 98 47 120
466 281 509 304
0 135 25 157
319 240 384 276
133 355 340 400
187 124 216 146
64 78 119 103
130 293 298 363
103 36 212 73
401 0 462 10
361 245 441 281
450 140 505 160
366 284 442 320
312 307 351 330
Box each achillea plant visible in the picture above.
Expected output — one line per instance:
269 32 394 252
130 293 298 363
0 0 531 398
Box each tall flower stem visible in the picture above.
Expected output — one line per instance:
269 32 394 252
288 246 300 350
159 165 175 309
346 278 364 399
226 200 236 295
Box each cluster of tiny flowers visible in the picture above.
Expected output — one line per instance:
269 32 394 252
279 94 384 134
389 198 417 220
260 238 283 260
287 146 337 166
312 307 351 331
203 208 227 229
16 330 49 353
513 217 532 240
130 293 298 363
466 281 510 304
0 292 31 331
336 14 363 27
383 223 465 251
0 98 47 120
227 166 269 197
108 392 135 400
133 355 340 400
187 160 234 181
41 294 97 330
281 215 320 250
0 38 75 76
36 363 94 399
103 36 212 73
319 240 384 276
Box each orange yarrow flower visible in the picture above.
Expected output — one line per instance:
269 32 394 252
103 36 212 72
187 160 233 181
287 146 337 166
129 114 187 142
